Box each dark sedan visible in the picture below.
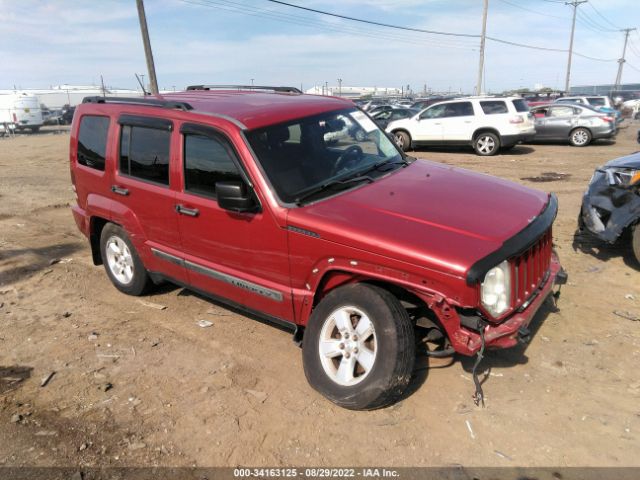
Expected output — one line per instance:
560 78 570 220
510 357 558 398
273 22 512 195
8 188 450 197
529 103 616 146
371 107 419 130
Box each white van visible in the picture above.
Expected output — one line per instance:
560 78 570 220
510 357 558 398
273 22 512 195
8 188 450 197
0 92 44 133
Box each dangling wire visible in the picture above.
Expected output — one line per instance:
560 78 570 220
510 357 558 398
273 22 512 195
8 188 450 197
472 326 486 407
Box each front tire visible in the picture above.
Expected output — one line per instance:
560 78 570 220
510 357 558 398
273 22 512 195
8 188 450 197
632 224 640 266
569 127 591 147
100 223 152 296
393 131 411 152
473 132 500 156
302 284 415 410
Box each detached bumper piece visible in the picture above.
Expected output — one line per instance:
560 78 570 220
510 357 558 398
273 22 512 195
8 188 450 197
580 170 640 243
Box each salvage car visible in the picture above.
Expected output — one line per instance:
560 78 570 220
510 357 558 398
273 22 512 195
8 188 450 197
70 87 566 410
529 104 616 146
580 134 640 261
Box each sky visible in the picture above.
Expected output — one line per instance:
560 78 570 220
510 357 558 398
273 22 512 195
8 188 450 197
0 0 639 93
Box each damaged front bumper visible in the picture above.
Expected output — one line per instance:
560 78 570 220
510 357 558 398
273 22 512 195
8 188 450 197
444 251 566 356
580 169 640 243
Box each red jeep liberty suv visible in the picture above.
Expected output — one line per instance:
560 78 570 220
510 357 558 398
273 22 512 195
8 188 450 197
70 86 566 410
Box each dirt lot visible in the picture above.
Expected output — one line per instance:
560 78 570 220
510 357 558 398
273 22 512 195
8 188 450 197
1 122 640 469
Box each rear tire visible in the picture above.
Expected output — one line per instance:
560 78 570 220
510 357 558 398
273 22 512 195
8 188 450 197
302 283 415 410
473 132 500 156
393 131 411 152
569 127 591 147
100 223 152 296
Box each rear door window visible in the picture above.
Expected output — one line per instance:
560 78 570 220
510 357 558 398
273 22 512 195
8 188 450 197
441 102 474 117
587 97 606 107
119 123 171 186
77 115 110 171
549 106 575 118
480 101 508 114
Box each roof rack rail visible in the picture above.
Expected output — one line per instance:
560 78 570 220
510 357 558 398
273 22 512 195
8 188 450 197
82 96 193 111
186 85 302 94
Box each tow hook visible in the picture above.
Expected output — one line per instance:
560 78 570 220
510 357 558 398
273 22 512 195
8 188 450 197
517 325 531 345
552 267 568 308
555 267 568 286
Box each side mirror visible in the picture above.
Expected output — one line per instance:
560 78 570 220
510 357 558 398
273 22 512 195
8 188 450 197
216 181 258 213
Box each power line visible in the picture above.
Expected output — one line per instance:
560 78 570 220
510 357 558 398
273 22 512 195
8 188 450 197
576 10 617 34
494 0 566 20
182 0 618 63
587 1 621 30
264 0 480 38
181 0 477 49
576 9 618 33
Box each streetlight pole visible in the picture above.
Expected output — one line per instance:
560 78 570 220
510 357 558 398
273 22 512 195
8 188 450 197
564 1 587 93
338 78 342 97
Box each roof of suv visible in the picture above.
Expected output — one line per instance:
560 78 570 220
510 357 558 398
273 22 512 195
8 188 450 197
158 90 354 130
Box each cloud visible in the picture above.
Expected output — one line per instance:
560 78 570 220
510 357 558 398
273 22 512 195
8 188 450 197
0 0 637 92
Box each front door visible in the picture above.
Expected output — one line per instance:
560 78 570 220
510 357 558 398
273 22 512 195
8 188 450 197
412 104 447 141
436 101 476 141
174 123 294 322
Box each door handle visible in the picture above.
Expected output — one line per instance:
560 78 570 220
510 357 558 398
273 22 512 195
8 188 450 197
175 204 199 217
111 185 129 196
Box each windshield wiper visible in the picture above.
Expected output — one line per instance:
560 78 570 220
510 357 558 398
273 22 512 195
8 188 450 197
294 175 374 205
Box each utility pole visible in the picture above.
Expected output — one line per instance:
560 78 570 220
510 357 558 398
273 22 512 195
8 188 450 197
337 78 342 97
135 0 159 95
564 1 587 93
475 0 488 96
614 28 637 93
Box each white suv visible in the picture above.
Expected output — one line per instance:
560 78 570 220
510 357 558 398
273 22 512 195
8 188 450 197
386 97 535 156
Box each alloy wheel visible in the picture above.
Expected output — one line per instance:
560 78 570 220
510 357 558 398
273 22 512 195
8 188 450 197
105 235 134 285
318 306 377 386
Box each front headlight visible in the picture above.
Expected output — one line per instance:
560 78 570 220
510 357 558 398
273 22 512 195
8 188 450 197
481 260 511 318
605 167 640 186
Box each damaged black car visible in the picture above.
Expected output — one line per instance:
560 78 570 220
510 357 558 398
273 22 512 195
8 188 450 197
580 140 640 261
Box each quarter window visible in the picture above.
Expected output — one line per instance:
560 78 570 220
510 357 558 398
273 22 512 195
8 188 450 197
512 99 530 112
183 133 242 198
119 125 171 186
77 116 110 171
480 101 508 115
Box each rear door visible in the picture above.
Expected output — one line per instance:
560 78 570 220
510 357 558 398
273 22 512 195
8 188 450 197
112 114 188 283
174 123 294 322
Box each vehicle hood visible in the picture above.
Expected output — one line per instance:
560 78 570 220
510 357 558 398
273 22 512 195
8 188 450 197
603 151 640 169
287 160 550 278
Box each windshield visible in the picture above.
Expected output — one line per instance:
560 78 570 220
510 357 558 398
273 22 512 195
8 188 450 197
246 108 403 204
